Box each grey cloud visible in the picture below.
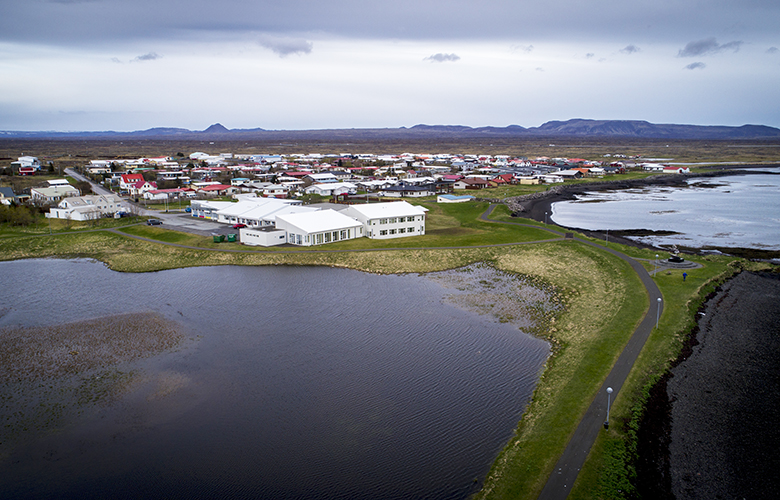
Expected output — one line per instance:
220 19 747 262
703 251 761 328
585 53 595 59
3 1 780 48
424 53 460 63
111 57 122 64
133 52 161 62
684 62 706 70
620 45 640 54
512 45 534 53
258 36 313 57
768 47 779 54
678 38 743 57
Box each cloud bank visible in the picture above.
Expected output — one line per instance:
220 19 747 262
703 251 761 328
678 38 743 57
424 53 460 63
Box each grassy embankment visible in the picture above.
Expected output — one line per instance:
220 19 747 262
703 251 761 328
1 197 774 499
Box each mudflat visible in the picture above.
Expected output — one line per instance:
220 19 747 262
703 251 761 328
664 272 780 499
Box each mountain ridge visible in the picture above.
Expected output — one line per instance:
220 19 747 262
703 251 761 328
1 119 779 140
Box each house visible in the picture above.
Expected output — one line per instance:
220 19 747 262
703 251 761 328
30 184 80 204
379 182 435 198
128 180 158 197
0 187 18 205
304 182 357 197
555 169 585 180
343 201 428 239
641 163 666 172
47 194 126 220
453 178 490 190
119 173 145 192
663 166 691 174
274 209 364 246
12 156 41 173
194 184 235 197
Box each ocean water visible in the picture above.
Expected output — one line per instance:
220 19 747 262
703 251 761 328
550 169 780 250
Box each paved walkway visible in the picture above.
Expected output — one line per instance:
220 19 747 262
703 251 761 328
479 205 662 500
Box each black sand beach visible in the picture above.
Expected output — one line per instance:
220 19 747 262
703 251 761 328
637 271 780 499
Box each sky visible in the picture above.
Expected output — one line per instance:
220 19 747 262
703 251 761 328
1 0 779 132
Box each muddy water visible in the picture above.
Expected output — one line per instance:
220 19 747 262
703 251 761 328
0 259 552 500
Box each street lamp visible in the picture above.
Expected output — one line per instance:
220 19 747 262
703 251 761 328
654 254 659 276
544 211 548 225
656 297 662 329
604 387 613 429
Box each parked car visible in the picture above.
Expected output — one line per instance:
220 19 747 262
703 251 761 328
184 207 191 213
233 223 247 229
147 219 163 226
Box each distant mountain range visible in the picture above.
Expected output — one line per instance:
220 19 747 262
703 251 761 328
2 119 779 140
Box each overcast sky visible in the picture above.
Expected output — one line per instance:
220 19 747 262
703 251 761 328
1 0 778 131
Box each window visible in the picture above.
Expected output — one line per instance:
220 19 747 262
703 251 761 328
398 228 405 234
389 229 396 235
379 230 387 236
380 218 387 225
324 232 331 243
408 227 415 233
341 230 348 240
332 231 339 241
316 233 323 244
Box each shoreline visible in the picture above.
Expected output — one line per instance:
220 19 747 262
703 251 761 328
506 167 780 258
635 270 780 498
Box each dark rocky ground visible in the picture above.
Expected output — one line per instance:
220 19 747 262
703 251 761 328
636 271 780 499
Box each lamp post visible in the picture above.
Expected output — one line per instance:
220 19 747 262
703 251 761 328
656 297 662 329
604 387 613 429
654 254 659 276
544 211 548 225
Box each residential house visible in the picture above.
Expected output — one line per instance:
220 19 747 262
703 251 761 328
48 194 126 220
453 178 490 190
663 166 691 174
343 201 427 239
0 187 18 205
30 184 80 204
119 173 145 192
379 182 435 198
304 182 357 197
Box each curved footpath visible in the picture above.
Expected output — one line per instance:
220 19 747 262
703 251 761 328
480 205 662 500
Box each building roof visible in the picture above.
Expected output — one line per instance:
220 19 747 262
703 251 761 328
276 209 362 233
346 201 428 219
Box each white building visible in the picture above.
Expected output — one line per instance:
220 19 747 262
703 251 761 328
274 210 364 246
30 184 81 204
343 201 427 239
304 182 357 197
47 194 126 220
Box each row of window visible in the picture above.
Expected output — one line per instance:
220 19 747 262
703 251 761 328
378 227 416 236
377 216 418 224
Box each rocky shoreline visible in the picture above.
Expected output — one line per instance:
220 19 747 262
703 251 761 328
635 271 780 499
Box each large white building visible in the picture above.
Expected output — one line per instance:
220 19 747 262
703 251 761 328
274 209 364 246
343 201 427 239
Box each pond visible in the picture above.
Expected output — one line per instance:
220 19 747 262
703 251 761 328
0 259 552 500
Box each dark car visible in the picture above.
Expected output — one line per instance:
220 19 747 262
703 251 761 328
147 219 163 226
233 223 247 229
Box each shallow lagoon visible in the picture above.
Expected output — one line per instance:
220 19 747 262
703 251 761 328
0 259 552 500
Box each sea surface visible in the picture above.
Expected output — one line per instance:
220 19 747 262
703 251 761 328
550 169 780 250
0 259 550 500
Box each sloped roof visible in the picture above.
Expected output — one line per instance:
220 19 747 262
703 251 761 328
346 201 428 219
276 209 362 233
